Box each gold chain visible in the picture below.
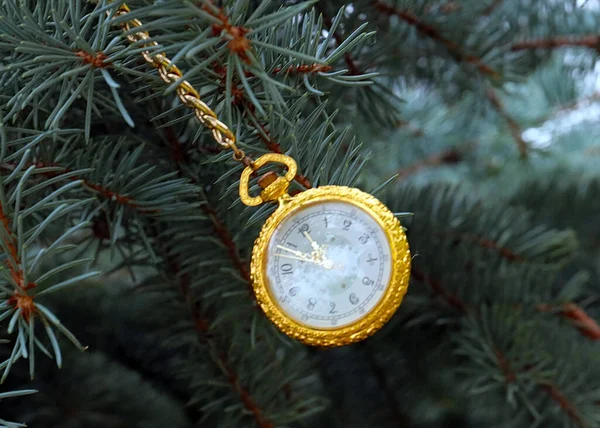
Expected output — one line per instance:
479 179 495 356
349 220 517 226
112 3 255 169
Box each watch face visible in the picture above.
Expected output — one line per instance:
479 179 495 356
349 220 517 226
265 200 393 329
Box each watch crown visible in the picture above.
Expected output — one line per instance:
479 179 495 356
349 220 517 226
260 176 291 203
257 171 278 189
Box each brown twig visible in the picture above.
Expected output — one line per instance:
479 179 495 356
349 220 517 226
0 200 20 283
538 303 600 341
272 64 334 75
512 35 600 52
542 383 587 427
1 197 38 321
373 0 500 78
315 2 362 75
494 347 517 383
481 0 504 16
396 147 464 179
202 2 252 63
411 267 469 313
485 88 528 158
201 202 251 285
441 230 526 262
393 119 426 137
76 51 111 68
534 92 600 126
424 2 462 15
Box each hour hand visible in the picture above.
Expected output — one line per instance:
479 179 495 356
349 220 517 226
276 245 312 259
276 252 334 269
302 231 322 252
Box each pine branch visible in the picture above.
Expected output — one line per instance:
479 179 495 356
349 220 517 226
0 1 138 132
0 162 156 214
494 341 587 427
156 225 273 428
485 88 529 158
0 169 98 380
160 126 254 294
372 0 500 78
512 35 600 52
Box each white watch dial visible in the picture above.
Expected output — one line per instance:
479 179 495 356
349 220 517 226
265 201 393 329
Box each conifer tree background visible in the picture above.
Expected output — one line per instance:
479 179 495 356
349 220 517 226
1 0 600 427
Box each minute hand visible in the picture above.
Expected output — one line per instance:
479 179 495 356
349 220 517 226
276 253 317 263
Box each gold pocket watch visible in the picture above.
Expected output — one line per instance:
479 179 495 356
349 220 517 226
114 3 411 347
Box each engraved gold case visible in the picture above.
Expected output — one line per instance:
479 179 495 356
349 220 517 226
250 186 411 347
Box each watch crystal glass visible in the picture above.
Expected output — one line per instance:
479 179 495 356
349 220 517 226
265 201 393 329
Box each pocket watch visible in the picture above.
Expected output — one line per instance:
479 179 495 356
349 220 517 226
113 3 411 347
240 154 411 347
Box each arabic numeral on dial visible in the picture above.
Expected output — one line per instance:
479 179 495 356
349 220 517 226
358 234 370 244
289 287 299 296
358 307 365 314
302 314 309 321
349 293 359 305
307 298 317 311
366 254 378 265
299 223 310 234
329 302 337 314
280 263 293 275
363 276 374 286
331 318 338 326
343 219 352 231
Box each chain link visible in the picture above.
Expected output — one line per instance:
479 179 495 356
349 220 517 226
113 4 255 169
